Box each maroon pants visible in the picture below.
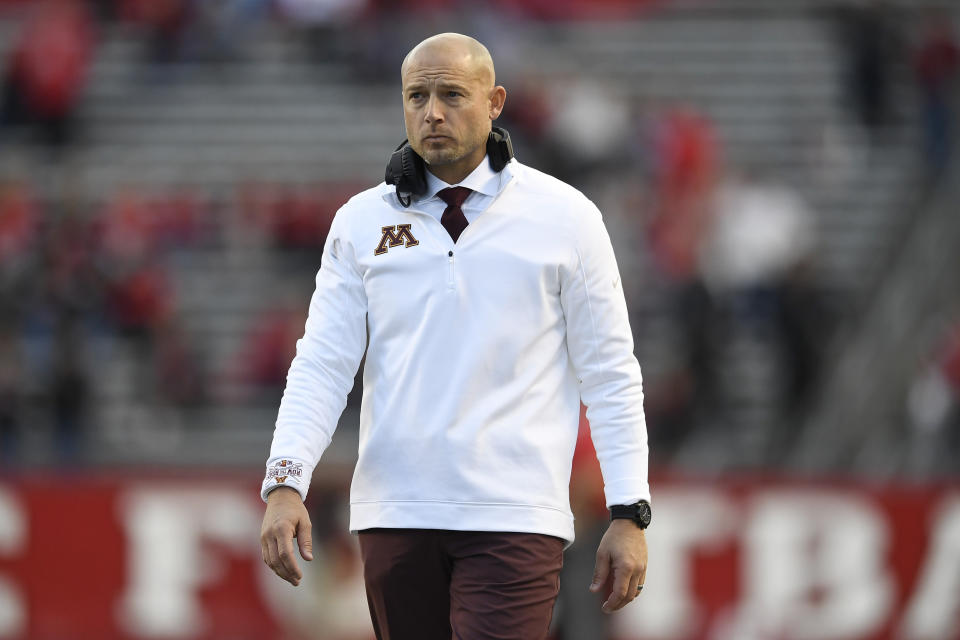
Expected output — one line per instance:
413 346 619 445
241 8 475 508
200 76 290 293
358 528 565 640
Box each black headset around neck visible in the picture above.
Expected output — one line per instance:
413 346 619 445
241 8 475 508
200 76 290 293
384 126 515 207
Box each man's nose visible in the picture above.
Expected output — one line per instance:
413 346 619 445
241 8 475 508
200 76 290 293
424 95 444 123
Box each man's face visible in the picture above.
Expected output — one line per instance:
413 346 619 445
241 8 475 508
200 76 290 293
401 47 504 176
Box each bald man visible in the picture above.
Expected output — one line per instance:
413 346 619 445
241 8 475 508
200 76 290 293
260 33 651 640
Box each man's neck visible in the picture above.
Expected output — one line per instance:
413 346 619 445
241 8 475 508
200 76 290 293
427 148 487 185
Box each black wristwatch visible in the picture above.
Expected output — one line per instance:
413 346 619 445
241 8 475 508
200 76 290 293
610 500 651 529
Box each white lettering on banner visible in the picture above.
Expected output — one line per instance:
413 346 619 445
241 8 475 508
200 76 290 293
0 488 25 638
899 494 960 640
725 491 893 640
611 489 739 639
117 487 261 638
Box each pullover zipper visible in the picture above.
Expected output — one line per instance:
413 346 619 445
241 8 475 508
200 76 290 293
447 250 455 290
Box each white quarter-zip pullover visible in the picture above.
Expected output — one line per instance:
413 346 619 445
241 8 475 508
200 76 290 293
262 158 650 544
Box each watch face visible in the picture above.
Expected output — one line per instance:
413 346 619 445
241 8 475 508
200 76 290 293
637 501 652 527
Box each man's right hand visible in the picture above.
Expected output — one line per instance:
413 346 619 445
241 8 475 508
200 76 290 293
260 486 313 586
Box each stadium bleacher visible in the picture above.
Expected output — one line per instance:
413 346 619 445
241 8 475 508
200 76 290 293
0 0 955 472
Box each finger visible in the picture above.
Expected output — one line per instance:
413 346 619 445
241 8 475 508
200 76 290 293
260 539 270 568
266 537 284 580
589 549 610 593
296 519 314 562
602 566 631 614
268 529 297 585
621 571 641 610
276 529 302 585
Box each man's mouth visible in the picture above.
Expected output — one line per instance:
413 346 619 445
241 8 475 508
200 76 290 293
423 135 450 143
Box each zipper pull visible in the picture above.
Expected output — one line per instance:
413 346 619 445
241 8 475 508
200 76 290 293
447 250 455 289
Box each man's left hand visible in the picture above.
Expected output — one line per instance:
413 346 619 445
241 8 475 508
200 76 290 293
589 519 648 614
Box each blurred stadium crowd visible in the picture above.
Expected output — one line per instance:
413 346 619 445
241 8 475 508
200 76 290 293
1 0 957 475
0 1 958 638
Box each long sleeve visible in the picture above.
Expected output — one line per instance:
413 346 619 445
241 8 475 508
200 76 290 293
261 211 368 502
559 203 650 507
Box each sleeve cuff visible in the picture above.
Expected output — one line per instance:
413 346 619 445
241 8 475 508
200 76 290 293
261 457 314 503
603 478 651 508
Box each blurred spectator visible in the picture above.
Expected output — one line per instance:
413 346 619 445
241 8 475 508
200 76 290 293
230 181 342 256
913 12 959 179
502 0 656 20
646 104 718 283
32 198 104 322
495 73 554 169
277 0 366 66
0 328 22 463
0 179 37 261
49 316 89 463
0 0 96 149
645 166 825 454
831 0 901 137
97 256 177 408
271 184 337 252
227 179 279 251
277 0 364 25
0 179 39 312
104 261 175 339
95 185 208 281
119 0 192 65
700 170 816 308
778 265 831 416
341 0 412 82
86 0 118 22
226 301 305 402
700 169 828 423
4 182 98 347
0 194 105 464
153 316 208 407
907 321 960 472
122 0 264 68
152 187 208 249
97 186 158 264
543 76 631 181
185 0 272 63
635 105 720 454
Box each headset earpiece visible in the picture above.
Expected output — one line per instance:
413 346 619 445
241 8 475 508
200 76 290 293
385 140 428 207
384 127 516 207
487 126 515 172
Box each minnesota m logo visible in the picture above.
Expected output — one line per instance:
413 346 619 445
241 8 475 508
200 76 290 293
375 224 419 256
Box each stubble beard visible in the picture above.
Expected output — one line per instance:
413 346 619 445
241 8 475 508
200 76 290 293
420 144 461 167
416 129 487 169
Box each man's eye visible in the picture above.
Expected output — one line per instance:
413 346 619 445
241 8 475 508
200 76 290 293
447 91 461 98
409 92 423 100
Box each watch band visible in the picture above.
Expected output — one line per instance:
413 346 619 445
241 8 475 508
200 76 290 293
610 500 652 529
610 504 638 519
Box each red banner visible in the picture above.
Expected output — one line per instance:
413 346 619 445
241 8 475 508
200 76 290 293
0 473 958 640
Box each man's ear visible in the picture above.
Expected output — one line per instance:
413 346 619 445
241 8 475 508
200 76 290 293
489 86 506 120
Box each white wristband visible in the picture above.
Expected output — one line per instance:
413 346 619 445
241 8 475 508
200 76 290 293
261 458 310 502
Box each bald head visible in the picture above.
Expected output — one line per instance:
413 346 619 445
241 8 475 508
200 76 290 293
399 33 506 185
401 33 496 88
